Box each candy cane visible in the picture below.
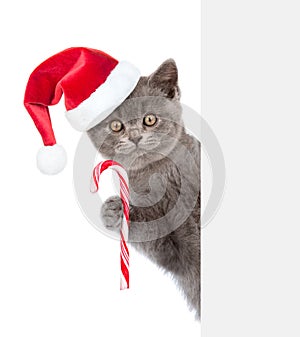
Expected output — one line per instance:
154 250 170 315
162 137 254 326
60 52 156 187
91 160 130 290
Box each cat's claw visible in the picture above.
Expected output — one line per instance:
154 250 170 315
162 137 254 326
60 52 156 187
101 196 123 231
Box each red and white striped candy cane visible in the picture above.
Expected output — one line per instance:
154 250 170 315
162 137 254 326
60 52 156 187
91 160 130 290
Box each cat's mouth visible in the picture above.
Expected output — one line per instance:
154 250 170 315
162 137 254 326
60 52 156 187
113 145 165 170
127 146 152 156
138 141 160 151
115 139 160 155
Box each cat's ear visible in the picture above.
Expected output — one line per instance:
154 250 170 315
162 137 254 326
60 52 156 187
148 59 180 100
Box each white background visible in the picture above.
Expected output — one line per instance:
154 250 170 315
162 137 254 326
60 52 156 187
0 1 201 336
202 0 300 336
3 1 298 336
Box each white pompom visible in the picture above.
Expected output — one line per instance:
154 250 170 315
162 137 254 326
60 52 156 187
36 144 67 175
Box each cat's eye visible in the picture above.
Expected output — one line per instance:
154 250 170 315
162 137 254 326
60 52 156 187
110 120 123 132
143 114 157 126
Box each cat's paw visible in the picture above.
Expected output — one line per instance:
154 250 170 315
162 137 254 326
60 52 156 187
101 196 123 231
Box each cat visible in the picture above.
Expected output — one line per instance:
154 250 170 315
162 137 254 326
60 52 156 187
87 59 201 319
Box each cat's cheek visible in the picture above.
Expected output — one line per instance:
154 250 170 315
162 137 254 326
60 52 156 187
99 145 114 158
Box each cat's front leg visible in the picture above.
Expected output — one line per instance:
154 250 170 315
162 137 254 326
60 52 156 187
101 196 141 239
101 196 123 232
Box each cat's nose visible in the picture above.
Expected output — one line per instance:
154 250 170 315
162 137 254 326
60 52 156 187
129 135 142 145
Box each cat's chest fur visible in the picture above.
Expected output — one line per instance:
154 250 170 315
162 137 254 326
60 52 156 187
128 157 181 214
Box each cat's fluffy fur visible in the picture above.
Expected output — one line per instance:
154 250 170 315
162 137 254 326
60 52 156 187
87 60 200 319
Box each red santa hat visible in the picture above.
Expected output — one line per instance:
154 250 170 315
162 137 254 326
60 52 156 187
24 47 140 174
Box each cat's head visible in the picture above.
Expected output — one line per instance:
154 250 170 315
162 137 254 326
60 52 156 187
87 59 183 170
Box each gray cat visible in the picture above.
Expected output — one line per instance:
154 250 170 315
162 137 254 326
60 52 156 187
87 60 200 320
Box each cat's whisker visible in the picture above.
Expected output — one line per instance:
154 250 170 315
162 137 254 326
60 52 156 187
138 140 160 150
115 142 136 154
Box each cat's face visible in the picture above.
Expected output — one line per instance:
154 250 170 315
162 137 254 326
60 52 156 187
87 59 183 170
